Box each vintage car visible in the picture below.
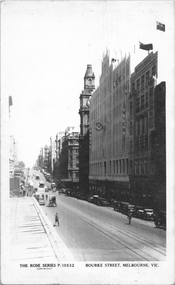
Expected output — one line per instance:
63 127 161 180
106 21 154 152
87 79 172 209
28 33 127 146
35 175 40 180
120 202 130 214
39 198 45 206
96 197 110 206
128 204 135 214
113 201 122 212
143 208 154 220
47 195 57 207
133 205 145 219
154 210 166 229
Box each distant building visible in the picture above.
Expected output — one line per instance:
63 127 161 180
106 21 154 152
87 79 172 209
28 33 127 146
55 131 65 160
57 128 80 192
89 50 131 201
37 147 44 168
79 64 95 193
152 81 166 209
129 51 158 206
43 145 49 170
9 135 18 177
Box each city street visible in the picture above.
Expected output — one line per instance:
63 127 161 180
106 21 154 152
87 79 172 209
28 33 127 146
30 171 166 262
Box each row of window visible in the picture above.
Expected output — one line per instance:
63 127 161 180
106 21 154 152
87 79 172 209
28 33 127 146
68 140 79 145
69 149 79 154
132 66 156 92
68 172 79 179
90 158 129 176
90 158 154 176
90 138 128 160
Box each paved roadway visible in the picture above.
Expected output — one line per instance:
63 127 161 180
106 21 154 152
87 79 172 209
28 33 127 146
30 170 166 262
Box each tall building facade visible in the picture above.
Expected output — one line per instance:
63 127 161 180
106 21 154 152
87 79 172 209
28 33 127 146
79 64 95 193
43 145 49 170
57 127 79 192
9 135 18 177
89 51 131 201
129 51 158 205
152 81 166 209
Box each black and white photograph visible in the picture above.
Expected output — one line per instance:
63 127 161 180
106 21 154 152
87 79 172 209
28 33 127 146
1 1 174 284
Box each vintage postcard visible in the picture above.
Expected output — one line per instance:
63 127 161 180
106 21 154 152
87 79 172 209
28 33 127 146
1 1 174 284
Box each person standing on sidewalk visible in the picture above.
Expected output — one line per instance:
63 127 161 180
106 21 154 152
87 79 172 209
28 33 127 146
54 213 59 226
127 211 132 225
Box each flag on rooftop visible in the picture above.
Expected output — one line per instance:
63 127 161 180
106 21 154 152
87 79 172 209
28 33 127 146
139 42 153 51
95 122 103 131
156 21 165 32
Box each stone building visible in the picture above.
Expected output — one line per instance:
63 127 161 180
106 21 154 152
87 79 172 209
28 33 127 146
79 64 95 193
57 127 79 192
129 51 158 206
89 51 131 201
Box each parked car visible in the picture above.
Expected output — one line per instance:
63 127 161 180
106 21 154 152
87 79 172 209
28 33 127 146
76 193 87 200
51 183 57 192
120 202 130 214
128 204 135 214
59 188 67 194
133 205 144 218
154 210 166 229
91 195 100 205
39 198 45 206
88 196 94 203
35 175 40 180
143 208 154 220
113 201 122 212
45 187 49 192
97 197 110 206
37 181 47 193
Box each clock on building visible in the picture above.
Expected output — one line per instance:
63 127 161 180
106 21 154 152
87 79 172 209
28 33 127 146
88 78 92 85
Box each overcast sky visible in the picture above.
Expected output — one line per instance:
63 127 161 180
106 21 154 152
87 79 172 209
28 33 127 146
1 1 174 167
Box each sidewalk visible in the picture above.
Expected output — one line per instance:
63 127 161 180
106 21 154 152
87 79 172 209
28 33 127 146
10 197 75 263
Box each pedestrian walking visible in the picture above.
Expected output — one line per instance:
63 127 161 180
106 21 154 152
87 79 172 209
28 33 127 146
127 211 132 225
54 213 59 226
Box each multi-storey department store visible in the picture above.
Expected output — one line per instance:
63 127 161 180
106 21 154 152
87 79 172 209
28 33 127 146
89 50 165 207
89 51 131 202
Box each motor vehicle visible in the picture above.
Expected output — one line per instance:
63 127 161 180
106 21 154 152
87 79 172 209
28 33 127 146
37 181 47 193
154 210 166 229
59 188 67 194
133 205 144 219
120 202 130 214
35 175 40 180
77 193 88 201
45 187 49 192
113 201 122 211
88 196 94 203
47 195 57 207
91 195 99 205
143 208 154 220
128 204 135 214
97 197 110 206
51 182 56 190
39 198 45 206
65 189 72 196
